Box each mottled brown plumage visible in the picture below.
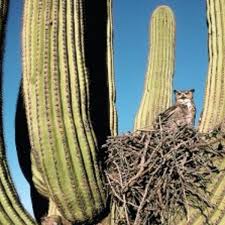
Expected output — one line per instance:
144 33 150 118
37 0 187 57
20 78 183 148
155 89 196 130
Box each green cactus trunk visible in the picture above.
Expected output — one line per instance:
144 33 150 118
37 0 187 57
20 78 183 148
198 0 225 133
0 1 36 225
175 0 225 224
107 0 118 137
22 0 116 223
134 5 175 131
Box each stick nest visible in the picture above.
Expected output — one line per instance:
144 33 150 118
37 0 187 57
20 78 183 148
103 125 225 225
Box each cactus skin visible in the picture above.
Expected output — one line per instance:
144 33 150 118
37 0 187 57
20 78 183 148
175 0 225 224
0 1 37 225
134 5 175 130
22 0 116 223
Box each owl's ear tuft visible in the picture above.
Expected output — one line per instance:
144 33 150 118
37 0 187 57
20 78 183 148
173 89 177 93
190 89 195 93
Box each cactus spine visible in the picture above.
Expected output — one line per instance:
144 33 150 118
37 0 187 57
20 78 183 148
134 5 175 130
0 1 36 224
22 0 116 223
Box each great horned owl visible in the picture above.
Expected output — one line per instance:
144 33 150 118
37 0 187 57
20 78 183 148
155 89 196 130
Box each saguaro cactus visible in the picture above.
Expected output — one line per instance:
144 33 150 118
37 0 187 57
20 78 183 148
199 0 225 133
22 0 116 224
107 0 118 137
134 5 175 130
0 1 36 225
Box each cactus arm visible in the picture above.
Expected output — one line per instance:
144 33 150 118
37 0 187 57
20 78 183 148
0 161 36 224
22 0 116 223
134 5 175 130
198 0 225 132
107 0 118 136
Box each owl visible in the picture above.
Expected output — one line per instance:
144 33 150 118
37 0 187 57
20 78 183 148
155 89 196 130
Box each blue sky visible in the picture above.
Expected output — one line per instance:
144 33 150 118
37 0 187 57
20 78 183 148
3 0 207 216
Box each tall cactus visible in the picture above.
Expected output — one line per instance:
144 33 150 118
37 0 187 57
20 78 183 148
107 0 118 137
22 0 116 224
175 0 225 224
134 5 175 130
0 1 37 225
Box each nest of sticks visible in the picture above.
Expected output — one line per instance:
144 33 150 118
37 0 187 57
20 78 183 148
103 124 225 225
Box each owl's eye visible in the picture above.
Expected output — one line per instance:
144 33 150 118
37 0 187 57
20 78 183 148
177 92 181 95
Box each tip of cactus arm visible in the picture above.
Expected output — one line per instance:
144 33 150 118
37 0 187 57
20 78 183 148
152 5 175 19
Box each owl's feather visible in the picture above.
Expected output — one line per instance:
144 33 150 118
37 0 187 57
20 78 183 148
155 90 196 130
